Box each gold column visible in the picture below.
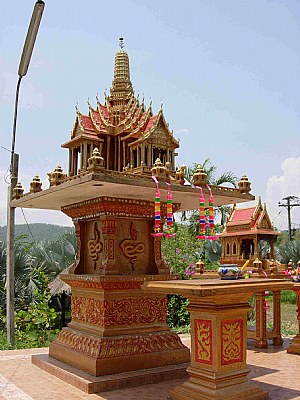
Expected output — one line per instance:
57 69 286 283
141 144 145 165
82 142 87 171
118 137 121 171
130 147 133 167
114 137 117 170
69 149 73 176
80 144 83 172
107 136 111 170
147 145 151 166
137 146 140 166
122 141 126 169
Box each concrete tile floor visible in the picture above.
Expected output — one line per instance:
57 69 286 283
0 337 300 399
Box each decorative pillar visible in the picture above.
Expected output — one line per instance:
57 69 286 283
114 137 117 170
118 137 121 171
80 144 84 172
82 143 87 172
130 147 133 167
272 291 283 346
253 292 268 348
147 145 151 166
122 141 126 169
141 144 145 166
69 149 73 176
270 239 275 259
253 236 258 259
107 136 111 170
74 148 79 175
137 146 140 167
287 285 300 354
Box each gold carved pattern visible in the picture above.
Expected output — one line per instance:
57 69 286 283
221 319 243 365
87 222 103 269
194 319 212 364
62 196 180 219
74 221 81 261
63 279 143 291
102 220 116 234
71 297 167 326
54 329 186 359
119 223 145 270
154 240 161 260
108 239 115 259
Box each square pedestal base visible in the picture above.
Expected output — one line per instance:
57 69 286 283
287 335 300 355
32 353 189 393
169 378 267 400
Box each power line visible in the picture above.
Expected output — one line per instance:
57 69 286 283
278 195 300 241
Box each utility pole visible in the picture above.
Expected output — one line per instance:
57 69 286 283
278 196 300 241
6 1 45 346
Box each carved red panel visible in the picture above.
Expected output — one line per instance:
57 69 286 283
71 297 168 326
155 240 161 260
221 318 243 365
194 319 212 364
108 239 115 259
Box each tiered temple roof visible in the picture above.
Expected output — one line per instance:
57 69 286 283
221 197 279 237
62 39 179 175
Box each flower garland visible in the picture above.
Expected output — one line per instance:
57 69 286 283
164 182 176 237
151 176 163 237
196 186 206 239
206 185 217 240
196 185 217 240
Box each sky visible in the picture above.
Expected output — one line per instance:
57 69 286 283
0 0 299 231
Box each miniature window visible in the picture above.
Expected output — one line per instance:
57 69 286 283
226 243 230 255
233 242 237 255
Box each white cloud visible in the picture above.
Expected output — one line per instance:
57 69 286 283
1 71 44 110
266 157 300 230
175 128 189 135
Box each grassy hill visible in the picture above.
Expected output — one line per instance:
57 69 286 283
0 223 73 243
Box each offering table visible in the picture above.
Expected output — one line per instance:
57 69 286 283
287 282 300 355
144 278 292 400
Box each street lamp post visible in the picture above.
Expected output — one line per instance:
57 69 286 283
6 0 45 346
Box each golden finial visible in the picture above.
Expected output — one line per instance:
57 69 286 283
119 36 124 49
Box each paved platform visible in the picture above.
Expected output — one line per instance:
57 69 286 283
0 336 300 399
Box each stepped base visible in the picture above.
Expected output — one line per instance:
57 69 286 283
32 353 189 393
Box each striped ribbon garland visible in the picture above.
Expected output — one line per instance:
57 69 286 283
206 185 217 240
164 182 176 237
151 176 163 237
196 186 206 239
196 185 217 240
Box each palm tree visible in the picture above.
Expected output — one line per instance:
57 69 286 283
275 240 300 265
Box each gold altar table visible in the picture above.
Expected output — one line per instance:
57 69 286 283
287 282 300 355
144 278 292 400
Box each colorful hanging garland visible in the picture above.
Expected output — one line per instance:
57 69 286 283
196 186 206 239
196 185 217 240
151 176 163 237
206 185 217 240
164 182 176 238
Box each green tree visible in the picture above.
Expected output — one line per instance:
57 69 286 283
275 240 300 265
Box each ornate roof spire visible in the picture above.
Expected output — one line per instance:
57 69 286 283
109 37 134 106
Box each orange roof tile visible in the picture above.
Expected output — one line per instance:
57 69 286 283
100 104 109 119
142 115 157 132
80 115 95 131
231 207 256 222
91 110 101 124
